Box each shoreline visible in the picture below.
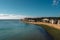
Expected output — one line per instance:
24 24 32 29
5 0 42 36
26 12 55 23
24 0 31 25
23 21 60 40
24 21 60 30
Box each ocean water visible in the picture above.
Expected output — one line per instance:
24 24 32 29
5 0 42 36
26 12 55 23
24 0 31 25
0 20 52 40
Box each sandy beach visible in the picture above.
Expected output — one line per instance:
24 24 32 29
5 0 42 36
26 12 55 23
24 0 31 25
25 21 60 30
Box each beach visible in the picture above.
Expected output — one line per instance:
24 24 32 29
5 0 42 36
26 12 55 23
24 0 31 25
23 21 60 40
24 21 60 30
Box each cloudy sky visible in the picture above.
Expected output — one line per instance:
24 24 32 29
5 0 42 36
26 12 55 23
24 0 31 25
0 0 60 18
0 14 27 19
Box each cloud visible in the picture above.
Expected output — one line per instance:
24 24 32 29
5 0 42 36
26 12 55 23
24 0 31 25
52 0 60 6
0 14 28 19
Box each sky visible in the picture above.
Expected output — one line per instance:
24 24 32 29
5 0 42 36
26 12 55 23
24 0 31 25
0 0 60 17
0 14 27 19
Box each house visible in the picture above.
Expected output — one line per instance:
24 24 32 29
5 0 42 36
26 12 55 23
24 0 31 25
24 18 35 22
49 19 55 24
42 18 49 23
28 20 35 22
57 20 60 25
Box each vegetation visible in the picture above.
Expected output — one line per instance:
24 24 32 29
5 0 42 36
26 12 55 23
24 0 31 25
24 17 60 40
37 24 60 40
24 17 60 22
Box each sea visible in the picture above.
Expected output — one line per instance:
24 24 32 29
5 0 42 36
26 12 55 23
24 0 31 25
0 19 53 40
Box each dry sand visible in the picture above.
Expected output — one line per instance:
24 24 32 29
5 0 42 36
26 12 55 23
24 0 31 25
25 22 60 30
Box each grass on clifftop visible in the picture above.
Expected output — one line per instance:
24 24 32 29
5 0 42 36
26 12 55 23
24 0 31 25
37 24 60 40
